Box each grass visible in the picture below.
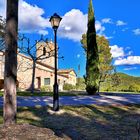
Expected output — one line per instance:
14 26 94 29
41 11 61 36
0 105 140 139
0 90 140 97
0 91 88 97
100 91 140 94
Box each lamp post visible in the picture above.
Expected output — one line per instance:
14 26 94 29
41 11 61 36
49 13 62 111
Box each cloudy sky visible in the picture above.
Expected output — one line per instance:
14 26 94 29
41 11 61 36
1 0 140 77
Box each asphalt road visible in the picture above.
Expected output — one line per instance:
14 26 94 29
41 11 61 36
0 94 140 107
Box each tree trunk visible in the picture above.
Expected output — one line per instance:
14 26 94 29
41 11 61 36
31 60 36 93
3 0 18 126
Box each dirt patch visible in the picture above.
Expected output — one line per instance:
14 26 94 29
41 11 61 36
0 124 70 140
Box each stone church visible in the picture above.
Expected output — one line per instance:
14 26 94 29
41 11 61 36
0 41 77 91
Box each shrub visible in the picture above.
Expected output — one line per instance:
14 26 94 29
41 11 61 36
76 78 86 90
41 85 52 92
63 83 75 91
86 85 98 95
128 84 139 92
76 84 86 90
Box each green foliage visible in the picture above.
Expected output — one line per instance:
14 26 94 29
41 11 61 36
97 36 113 92
110 70 121 87
100 73 140 93
128 84 139 92
88 0 94 22
40 85 52 92
81 34 113 93
97 36 113 75
81 34 87 53
63 83 75 91
76 78 86 90
86 0 99 95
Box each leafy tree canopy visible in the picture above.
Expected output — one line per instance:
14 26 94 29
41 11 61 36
81 33 113 91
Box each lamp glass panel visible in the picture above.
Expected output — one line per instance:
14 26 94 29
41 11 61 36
51 17 61 27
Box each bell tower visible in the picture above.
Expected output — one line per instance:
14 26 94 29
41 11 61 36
36 40 55 68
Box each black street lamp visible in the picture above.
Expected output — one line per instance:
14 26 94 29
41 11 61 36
49 13 62 111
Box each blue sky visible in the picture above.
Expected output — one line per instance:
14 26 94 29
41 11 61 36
1 0 140 77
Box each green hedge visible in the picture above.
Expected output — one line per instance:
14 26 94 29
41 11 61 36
63 83 76 91
41 85 53 92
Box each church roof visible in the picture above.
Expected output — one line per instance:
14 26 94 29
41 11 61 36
58 69 76 76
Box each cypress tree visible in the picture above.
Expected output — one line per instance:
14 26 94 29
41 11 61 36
86 0 99 94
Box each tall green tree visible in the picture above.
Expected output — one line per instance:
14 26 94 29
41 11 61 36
86 0 99 94
4 0 18 126
81 34 113 92
97 36 113 92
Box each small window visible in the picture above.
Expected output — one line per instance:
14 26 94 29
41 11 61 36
44 78 50 85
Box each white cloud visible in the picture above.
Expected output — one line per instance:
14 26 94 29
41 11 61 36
114 56 140 65
116 20 127 26
58 9 107 41
38 30 48 35
95 21 105 35
19 0 50 33
125 47 131 50
122 28 128 32
124 67 137 71
110 45 125 58
133 28 140 35
127 51 133 56
58 9 87 42
77 54 80 58
101 18 113 24
0 1 106 42
0 0 50 34
124 47 133 56
105 36 113 40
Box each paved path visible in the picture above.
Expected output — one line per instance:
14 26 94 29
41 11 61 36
0 94 140 107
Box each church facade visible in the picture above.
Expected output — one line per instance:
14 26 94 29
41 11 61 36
0 41 77 91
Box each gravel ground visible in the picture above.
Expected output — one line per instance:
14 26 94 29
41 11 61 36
0 124 70 140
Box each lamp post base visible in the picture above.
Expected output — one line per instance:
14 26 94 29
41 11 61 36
53 84 59 111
